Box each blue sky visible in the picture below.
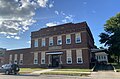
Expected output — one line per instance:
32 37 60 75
0 0 120 50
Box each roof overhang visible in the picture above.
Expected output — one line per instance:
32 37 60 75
46 52 63 55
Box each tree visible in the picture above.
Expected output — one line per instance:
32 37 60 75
99 13 120 64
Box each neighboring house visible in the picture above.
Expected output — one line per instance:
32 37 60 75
95 52 108 63
5 22 95 68
0 48 6 66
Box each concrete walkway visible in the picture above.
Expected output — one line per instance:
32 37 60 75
30 69 55 75
90 71 120 79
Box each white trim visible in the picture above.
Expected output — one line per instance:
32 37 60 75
67 57 72 64
46 52 63 55
49 37 53 46
34 39 38 47
77 57 83 64
66 34 71 44
57 35 62 45
41 58 45 64
75 33 81 43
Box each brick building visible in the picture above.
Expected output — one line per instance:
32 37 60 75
5 22 95 68
0 48 6 66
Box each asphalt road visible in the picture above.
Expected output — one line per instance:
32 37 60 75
0 74 90 79
0 71 120 79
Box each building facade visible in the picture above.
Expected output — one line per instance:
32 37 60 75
5 22 95 68
0 48 6 66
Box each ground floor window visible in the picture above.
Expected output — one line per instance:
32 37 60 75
19 60 23 65
76 49 83 64
34 59 38 64
77 57 83 64
67 57 72 64
41 58 45 64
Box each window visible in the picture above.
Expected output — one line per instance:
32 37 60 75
49 37 53 46
66 34 71 44
19 54 23 65
41 58 45 64
67 57 72 64
66 50 72 64
34 39 38 47
34 53 38 64
75 33 81 43
77 57 82 64
9 54 12 64
76 49 83 64
41 52 45 64
57 36 62 45
42 38 46 46
14 54 17 64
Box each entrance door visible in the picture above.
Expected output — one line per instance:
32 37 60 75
52 55 59 67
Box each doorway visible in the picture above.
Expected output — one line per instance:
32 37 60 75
51 55 59 67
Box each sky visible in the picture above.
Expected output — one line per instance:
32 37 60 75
0 0 120 50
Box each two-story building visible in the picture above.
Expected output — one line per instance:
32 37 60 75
5 22 95 68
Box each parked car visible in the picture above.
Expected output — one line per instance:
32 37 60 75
0 64 20 75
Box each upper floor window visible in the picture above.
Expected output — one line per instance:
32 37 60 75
75 33 81 43
42 38 46 47
66 34 71 44
49 37 53 46
57 36 62 45
34 39 38 47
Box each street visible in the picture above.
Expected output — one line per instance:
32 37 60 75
0 71 120 79
0 74 90 79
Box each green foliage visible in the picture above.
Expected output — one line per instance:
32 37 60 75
99 13 120 63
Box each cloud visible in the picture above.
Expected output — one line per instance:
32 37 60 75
0 0 52 39
55 11 59 15
49 1 54 8
27 40 31 44
46 22 59 27
6 35 20 39
62 15 74 23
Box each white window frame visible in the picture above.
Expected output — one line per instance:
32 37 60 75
49 37 53 46
42 38 46 47
66 34 71 44
66 50 72 64
34 53 38 64
34 39 38 47
41 58 45 64
67 57 72 64
57 36 62 45
41 52 45 64
77 57 83 64
19 54 23 65
14 54 17 64
76 49 83 64
9 54 12 64
75 33 81 43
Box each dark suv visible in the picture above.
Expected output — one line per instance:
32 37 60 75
0 64 20 75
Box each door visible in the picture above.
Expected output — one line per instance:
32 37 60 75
52 55 59 67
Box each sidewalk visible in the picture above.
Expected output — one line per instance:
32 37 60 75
30 69 55 75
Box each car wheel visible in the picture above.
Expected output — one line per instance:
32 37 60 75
5 70 9 75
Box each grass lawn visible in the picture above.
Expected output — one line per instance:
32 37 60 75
19 68 46 74
41 68 91 76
